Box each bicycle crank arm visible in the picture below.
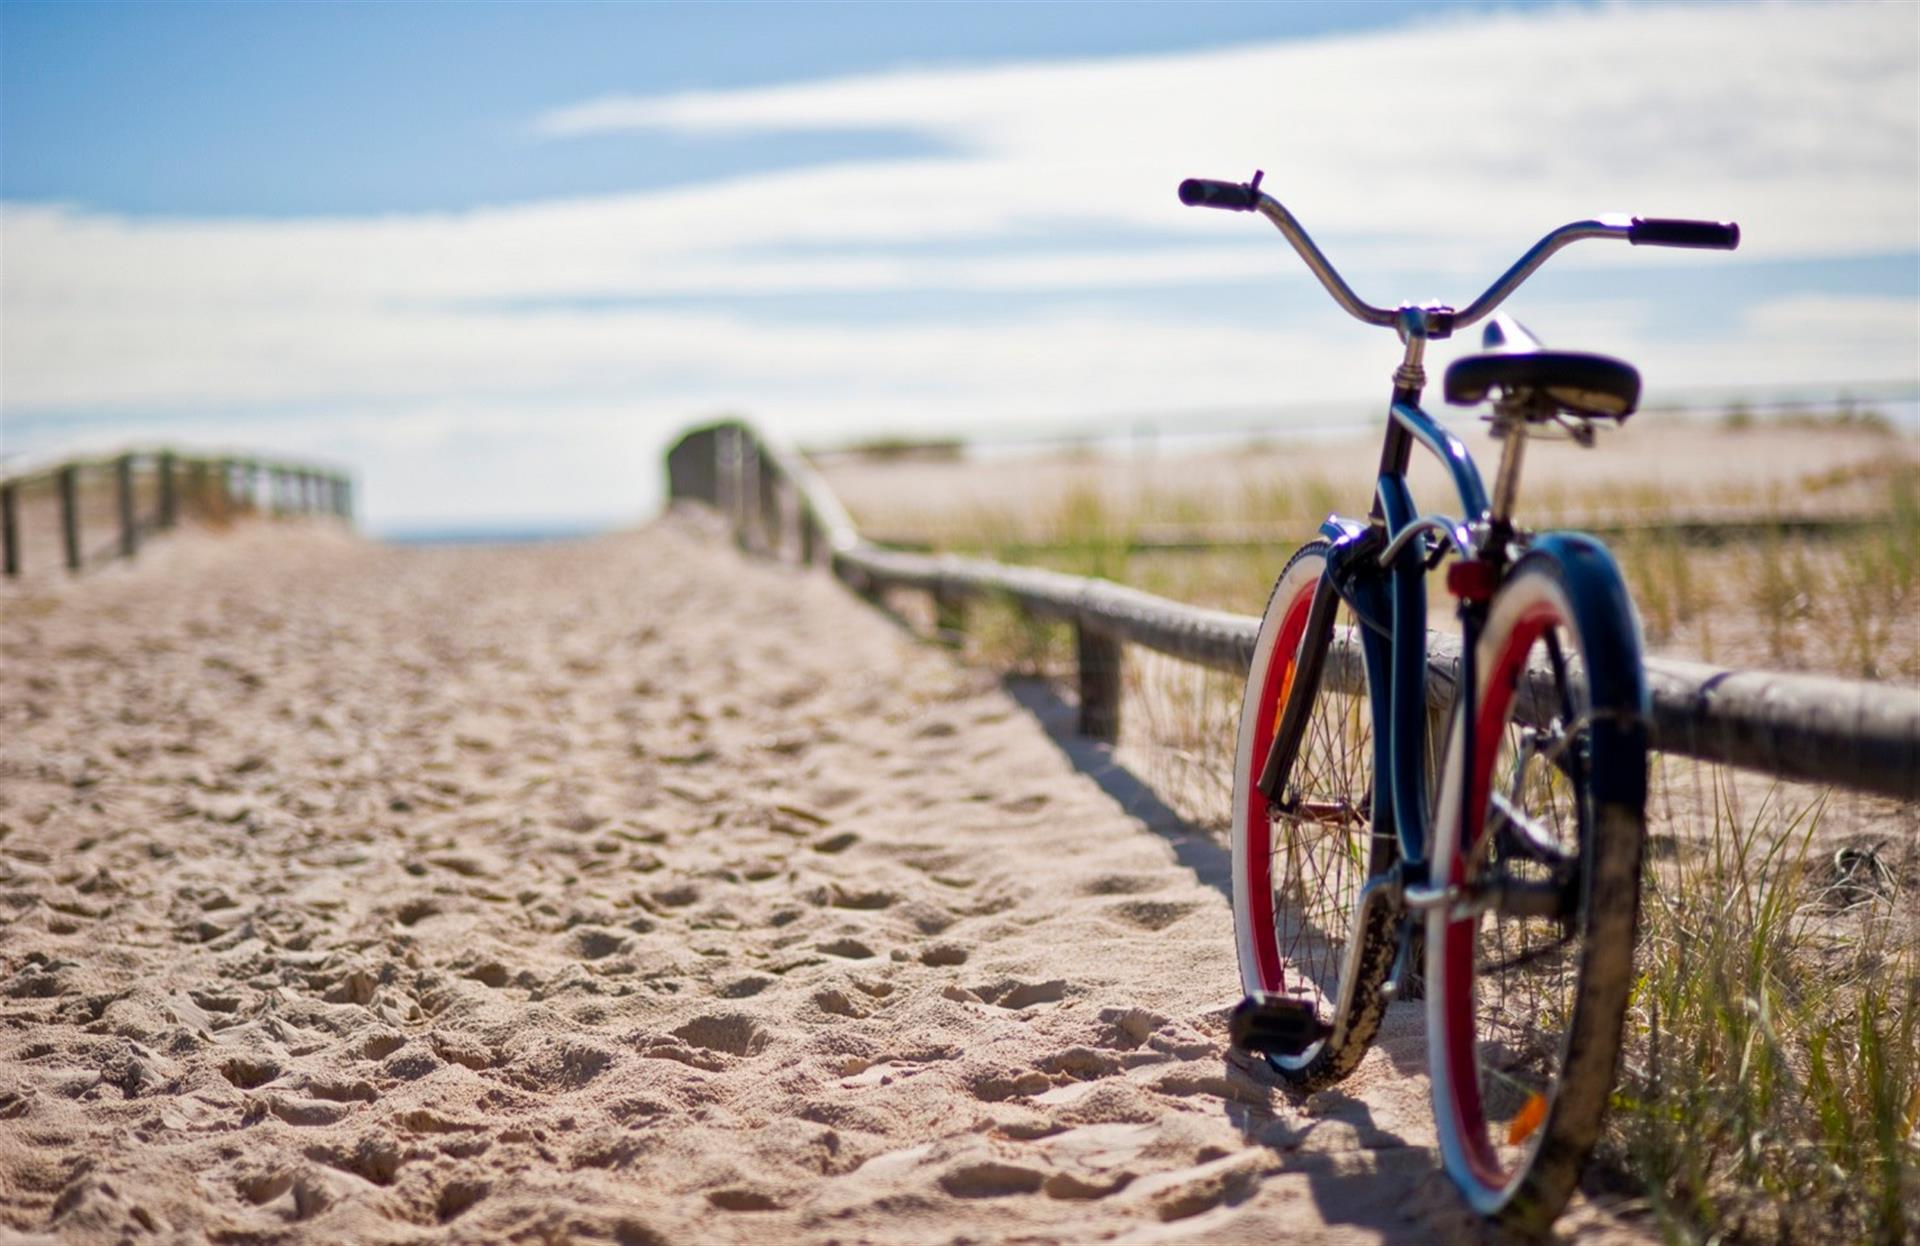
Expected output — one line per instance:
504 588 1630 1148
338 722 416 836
1406 876 1573 923
1230 991 1329 1057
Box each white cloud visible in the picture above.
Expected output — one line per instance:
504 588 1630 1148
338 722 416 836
532 2 1918 258
2 2 1915 525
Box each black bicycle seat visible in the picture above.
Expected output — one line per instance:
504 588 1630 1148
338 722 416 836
1444 316 1641 421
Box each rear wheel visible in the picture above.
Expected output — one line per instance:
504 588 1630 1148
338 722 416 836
1231 541 1396 1088
1426 548 1646 1231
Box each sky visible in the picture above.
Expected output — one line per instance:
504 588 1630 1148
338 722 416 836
2 1 1916 535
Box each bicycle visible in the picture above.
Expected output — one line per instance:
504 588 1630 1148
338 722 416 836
1178 171 1738 1231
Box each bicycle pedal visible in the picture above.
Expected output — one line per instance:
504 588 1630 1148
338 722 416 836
1229 992 1329 1057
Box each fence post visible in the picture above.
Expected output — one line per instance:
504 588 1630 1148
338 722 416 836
738 438 761 553
213 458 233 521
1075 623 1123 742
666 427 720 506
59 465 81 573
715 427 739 537
798 506 818 567
116 454 138 559
185 459 208 522
158 452 177 528
1 481 18 578
934 589 967 648
758 449 781 555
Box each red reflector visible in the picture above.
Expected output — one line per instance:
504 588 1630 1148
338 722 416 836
1447 559 1497 602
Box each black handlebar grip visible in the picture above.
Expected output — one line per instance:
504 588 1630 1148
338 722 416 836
1179 178 1258 211
1628 217 1740 250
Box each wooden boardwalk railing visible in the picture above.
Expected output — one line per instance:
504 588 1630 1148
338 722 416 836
1 449 352 579
667 419 1920 802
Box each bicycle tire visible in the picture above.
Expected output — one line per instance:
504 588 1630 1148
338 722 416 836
1231 540 1397 1088
1425 543 1647 1231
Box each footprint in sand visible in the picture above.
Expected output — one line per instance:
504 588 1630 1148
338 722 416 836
571 927 631 960
670 1012 771 1057
717 974 775 999
1103 898 1199 932
917 943 968 967
707 1186 787 1212
434 1178 490 1223
824 884 894 911
967 978 1069 1009
938 1160 1046 1197
219 1055 281 1090
305 1137 404 1186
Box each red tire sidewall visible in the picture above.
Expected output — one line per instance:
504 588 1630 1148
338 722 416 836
1429 570 1575 1206
1232 550 1325 997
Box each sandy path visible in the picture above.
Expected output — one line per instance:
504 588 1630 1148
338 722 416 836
0 515 1648 1245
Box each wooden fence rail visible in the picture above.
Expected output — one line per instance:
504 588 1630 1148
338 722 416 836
667 419 1920 803
1 449 353 580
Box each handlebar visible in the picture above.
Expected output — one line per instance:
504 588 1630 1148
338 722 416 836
1628 217 1741 249
1178 171 1739 337
1177 177 1260 211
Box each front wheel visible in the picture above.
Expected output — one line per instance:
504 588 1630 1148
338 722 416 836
1425 540 1648 1232
1231 541 1396 1088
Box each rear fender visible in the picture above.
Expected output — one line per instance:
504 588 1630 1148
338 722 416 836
1519 533 1648 809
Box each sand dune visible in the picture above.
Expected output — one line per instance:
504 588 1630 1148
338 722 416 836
0 513 1648 1243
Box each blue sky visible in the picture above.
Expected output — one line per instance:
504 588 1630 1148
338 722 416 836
2 1 1916 532
3 3 1474 215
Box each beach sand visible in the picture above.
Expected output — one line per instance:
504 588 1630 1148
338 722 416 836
0 513 1649 1244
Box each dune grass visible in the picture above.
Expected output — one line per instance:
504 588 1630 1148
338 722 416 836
1611 771 1918 1244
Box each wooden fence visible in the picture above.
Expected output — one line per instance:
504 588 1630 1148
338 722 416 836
1 450 352 579
667 419 1920 803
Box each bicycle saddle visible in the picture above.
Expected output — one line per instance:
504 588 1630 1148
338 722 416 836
1444 315 1641 421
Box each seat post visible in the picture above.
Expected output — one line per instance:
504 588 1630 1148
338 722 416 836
1488 399 1531 526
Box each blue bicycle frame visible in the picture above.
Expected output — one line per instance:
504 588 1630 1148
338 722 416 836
1307 398 1489 882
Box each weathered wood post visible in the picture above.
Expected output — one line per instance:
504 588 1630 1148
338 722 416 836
59 465 81 573
158 452 177 528
934 589 967 648
116 454 138 559
186 459 209 522
212 458 234 521
715 426 741 538
757 444 781 555
1075 623 1123 742
738 436 761 553
666 427 720 506
1 480 18 578
798 505 819 567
